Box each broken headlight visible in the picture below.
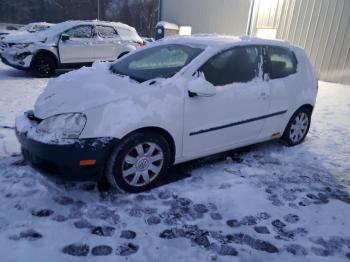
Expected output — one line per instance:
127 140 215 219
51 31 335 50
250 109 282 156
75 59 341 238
37 113 86 139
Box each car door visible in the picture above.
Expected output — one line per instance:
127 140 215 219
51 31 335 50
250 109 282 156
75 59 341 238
259 46 299 138
183 45 271 158
59 25 95 64
93 25 122 61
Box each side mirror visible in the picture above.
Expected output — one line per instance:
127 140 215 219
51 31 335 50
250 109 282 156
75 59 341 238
61 34 70 41
188 75 216 97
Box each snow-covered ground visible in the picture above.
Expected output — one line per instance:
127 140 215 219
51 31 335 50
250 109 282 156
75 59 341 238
0 61 350 262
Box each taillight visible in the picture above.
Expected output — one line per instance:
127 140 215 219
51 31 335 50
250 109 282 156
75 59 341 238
135 40 144 47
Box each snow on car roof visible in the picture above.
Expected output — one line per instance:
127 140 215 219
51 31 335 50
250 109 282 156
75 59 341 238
160 34 293 50
29 22 55 26
93 20 137 31
36 20 137 37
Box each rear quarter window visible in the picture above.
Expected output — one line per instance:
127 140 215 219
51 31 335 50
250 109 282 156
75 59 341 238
117 27 141 42
267 46 297 79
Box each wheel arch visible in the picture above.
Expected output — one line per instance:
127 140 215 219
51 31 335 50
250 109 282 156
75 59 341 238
284 104 314 130
32 49 59 67
296 104 314 114
117 51 130 59
122 126 176 164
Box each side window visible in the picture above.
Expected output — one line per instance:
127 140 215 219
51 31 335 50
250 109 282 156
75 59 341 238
66 25 93 38
267 46 297 79
96 26 119 38
199 46 260 86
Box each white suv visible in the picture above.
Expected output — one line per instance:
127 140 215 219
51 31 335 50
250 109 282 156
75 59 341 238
15 36 318 192
1 20 143 77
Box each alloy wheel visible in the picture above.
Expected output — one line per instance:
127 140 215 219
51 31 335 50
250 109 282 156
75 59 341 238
289 112 309 143
121 142 164 187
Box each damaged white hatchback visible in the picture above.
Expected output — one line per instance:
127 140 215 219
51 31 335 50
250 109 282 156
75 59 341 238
15 35 318 192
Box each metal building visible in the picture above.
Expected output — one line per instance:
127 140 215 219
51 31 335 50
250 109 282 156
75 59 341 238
160 0 350 85
160 0 252 36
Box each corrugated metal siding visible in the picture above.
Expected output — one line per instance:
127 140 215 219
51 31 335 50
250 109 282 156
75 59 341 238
161 0 251 35
254 0 350 84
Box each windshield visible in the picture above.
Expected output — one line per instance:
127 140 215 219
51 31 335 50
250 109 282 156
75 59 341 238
19 23 51 33
110 44 204 83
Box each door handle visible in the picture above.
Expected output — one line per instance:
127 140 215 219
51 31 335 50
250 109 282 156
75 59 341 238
260 92 269 99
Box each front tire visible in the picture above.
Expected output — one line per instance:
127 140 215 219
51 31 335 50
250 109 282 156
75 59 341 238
281 107 312 147
30 54 56 78
106 132 171 193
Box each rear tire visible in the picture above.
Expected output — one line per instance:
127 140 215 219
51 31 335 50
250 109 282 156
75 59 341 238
105 132 171 193
30 53 56 78
281 107 312 147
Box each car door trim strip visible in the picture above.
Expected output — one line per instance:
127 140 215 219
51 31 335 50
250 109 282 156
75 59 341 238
189 110 288 136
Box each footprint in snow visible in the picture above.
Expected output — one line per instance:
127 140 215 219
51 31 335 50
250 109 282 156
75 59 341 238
9 229 42 241
254 226 270 234
115 243 139 256
285 244 308 256
210 213 223 220
120 230 137 239
145 215 161 225
73 218 94 229
91 226 115 237
31 209 54 217
91 245 113 256
62 244 90 257
283 214 300 224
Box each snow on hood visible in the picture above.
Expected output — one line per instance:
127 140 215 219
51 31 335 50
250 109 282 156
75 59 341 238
34 62 146 119
2 33 46 44
2 21 80 44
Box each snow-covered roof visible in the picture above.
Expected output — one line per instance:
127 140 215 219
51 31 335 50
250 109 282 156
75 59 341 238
35 20 137 37
160 34 292 49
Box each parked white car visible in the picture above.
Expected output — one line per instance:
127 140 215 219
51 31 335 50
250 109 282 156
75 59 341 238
1 20 143 77
15 35 318 192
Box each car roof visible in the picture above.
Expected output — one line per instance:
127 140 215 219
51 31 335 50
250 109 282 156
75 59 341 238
69 20 136 31
34 20 137 38
161 34 294 50
29 22 55 26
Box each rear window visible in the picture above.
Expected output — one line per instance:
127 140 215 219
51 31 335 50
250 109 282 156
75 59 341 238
96 25 118 38
267 46 297 79
117 27 141 42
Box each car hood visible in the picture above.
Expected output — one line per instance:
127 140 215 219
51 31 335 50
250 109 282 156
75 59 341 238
2 33 46 44
34 62 152 119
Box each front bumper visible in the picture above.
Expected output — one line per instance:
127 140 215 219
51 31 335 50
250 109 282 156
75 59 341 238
1 50 33 70
16 121 119 182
